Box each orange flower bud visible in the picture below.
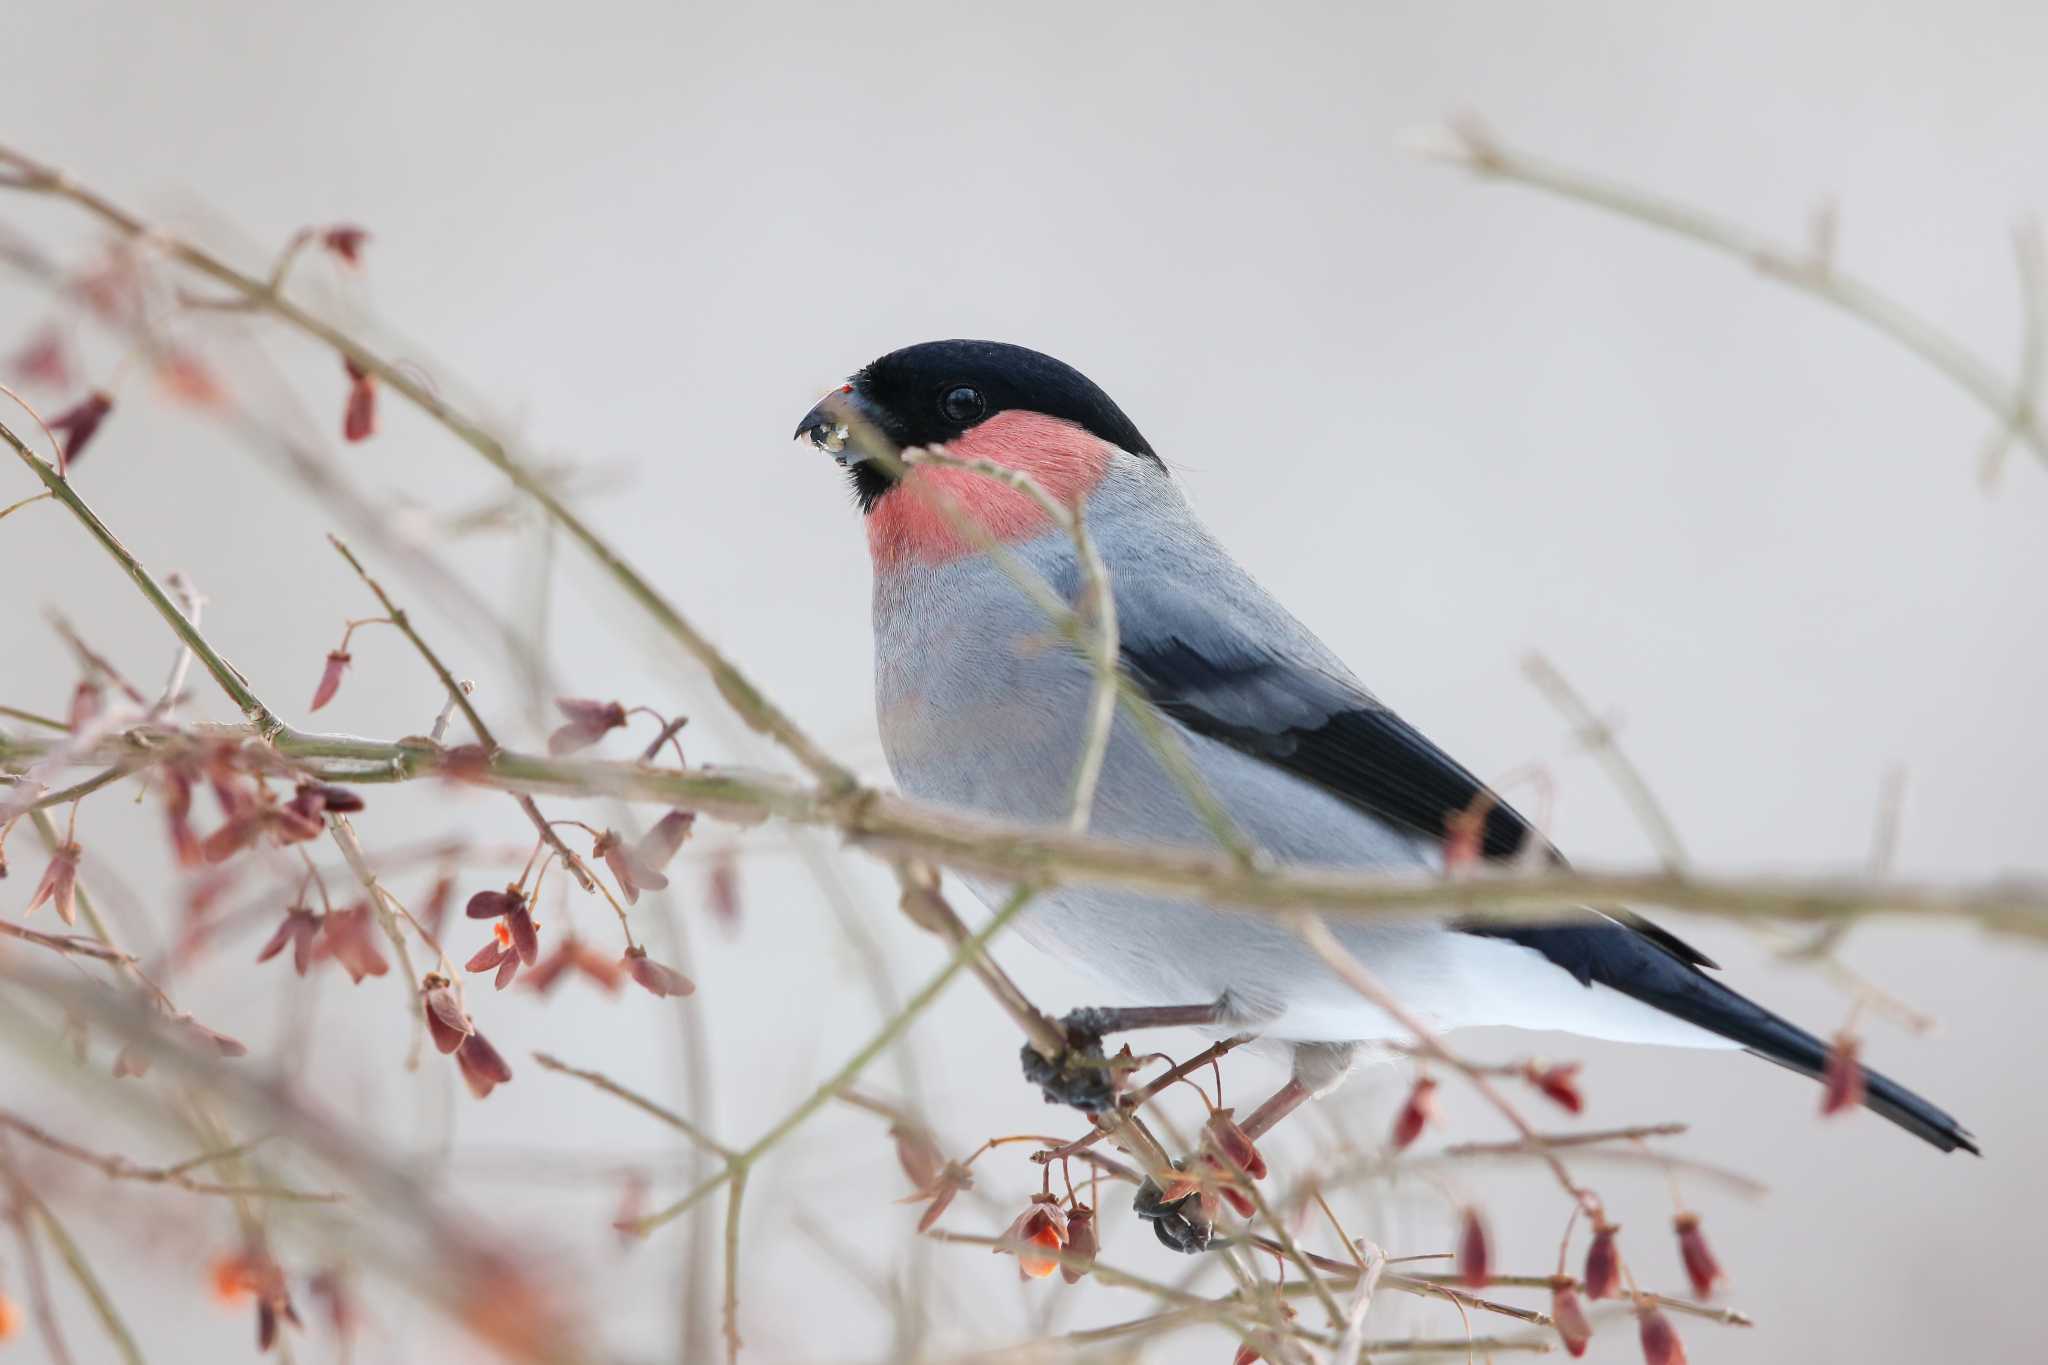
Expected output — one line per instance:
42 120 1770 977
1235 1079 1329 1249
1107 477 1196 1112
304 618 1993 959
998 1197 1069 1281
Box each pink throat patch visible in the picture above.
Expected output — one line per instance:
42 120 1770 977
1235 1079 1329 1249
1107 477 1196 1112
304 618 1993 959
867 410 1113 568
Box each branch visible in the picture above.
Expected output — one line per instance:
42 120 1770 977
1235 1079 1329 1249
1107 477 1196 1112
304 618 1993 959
0 1111 340 1201
1406 116 2048 472
0 141 855 790
327 534 593 891
13 714 2048 940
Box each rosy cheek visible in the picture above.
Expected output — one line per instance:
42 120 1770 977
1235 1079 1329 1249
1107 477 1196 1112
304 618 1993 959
866 412 1112 568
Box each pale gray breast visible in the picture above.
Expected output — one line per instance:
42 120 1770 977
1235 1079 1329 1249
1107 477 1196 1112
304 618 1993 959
868 462 1444 1023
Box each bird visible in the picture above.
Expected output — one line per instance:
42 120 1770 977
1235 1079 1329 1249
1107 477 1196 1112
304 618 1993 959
794 338 1976 1248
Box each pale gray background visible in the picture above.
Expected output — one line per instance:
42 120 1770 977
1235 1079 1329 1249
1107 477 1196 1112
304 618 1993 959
2 2 2044 1361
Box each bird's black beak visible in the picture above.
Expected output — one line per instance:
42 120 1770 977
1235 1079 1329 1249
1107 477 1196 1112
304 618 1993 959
794 385 894 466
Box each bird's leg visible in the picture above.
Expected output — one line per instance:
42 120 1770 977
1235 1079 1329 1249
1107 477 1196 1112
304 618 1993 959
1134 1076 1311 1255
1021 1001 1230 1113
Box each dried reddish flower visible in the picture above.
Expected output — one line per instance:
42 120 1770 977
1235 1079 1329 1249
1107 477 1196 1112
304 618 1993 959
162 765 204 866
422 974 473 1054
612 1170 650 1245
547 697 628 754
1061 1204 1098 1284
707 851 740 929
320 905 390 983
1194 1153 1256 1218
342 357 375 442
885 1120 972 1231
420 872 455 938
203 798 326 863
1526 1061 1585 1114
306 1268 359 1343
622 944 694 998
286 781 364 821
456 1030 513 1098
155 348 226 407
505 900 539 966
526 938 623 995
25 840 81 925
1205 1107 1268 1180
112 1043 150 1079
1550 1275 1594 1358
997 1196 1069 1280
1230 1306 1298 1365
174 1012 249 1058
891 1122 943 1193
1821 1032 1865 1117
1672 1213 1724 1299
468 922 524 989
309 650 351 712
593 828 668 904
256 907 321 975
466 936 508 973
321 225 371 265
67 678 103 730
47 390 113 467
637 809 697 868
1584 1220 1623 1299
466 886 526 919
1637 1302 1688 1365
1457 1206 1491 1287
1390 1074 1438 1150
10 325 71 388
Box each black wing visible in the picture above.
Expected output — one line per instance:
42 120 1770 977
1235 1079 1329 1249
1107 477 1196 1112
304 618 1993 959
1114 605 1975 1152
1117 631 1717 970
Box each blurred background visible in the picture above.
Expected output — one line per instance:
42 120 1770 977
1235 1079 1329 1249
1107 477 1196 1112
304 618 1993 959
2 1 2044 1361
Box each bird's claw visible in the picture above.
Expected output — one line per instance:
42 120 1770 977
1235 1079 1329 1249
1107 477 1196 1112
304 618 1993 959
1019 1019 1117 1113
1133 1169 1212 1253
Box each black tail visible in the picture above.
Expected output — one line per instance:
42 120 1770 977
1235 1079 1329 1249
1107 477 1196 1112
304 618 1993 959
1471 919 1980 1154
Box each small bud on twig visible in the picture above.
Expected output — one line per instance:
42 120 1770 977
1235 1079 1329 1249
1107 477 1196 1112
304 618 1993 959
1457 1206 1491 1286
1585 1220 1622 1299
1390 1074 1437 1150
1549 1275 1594 1357
547 698 627 755
1637 1301 1689 1365
1673 1213 1725 1298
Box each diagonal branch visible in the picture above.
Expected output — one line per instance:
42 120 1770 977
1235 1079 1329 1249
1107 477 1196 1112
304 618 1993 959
1407 116 2048 472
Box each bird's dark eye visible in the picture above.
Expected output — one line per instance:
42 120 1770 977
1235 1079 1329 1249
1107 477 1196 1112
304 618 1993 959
939 385 986 424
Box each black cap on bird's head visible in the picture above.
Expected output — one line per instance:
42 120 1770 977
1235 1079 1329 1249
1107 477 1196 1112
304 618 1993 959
794 339 1159 511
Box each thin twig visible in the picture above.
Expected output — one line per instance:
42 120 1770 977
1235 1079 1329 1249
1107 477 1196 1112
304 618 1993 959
1408 116 2047 471
0 1111 340 1201
328 534 593 890
532 1053 733 1160
0 141 856 790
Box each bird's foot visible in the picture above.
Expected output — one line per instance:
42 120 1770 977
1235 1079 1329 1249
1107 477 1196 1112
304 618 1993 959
1133 1167 1212 1254
1019 1010 1120 1113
